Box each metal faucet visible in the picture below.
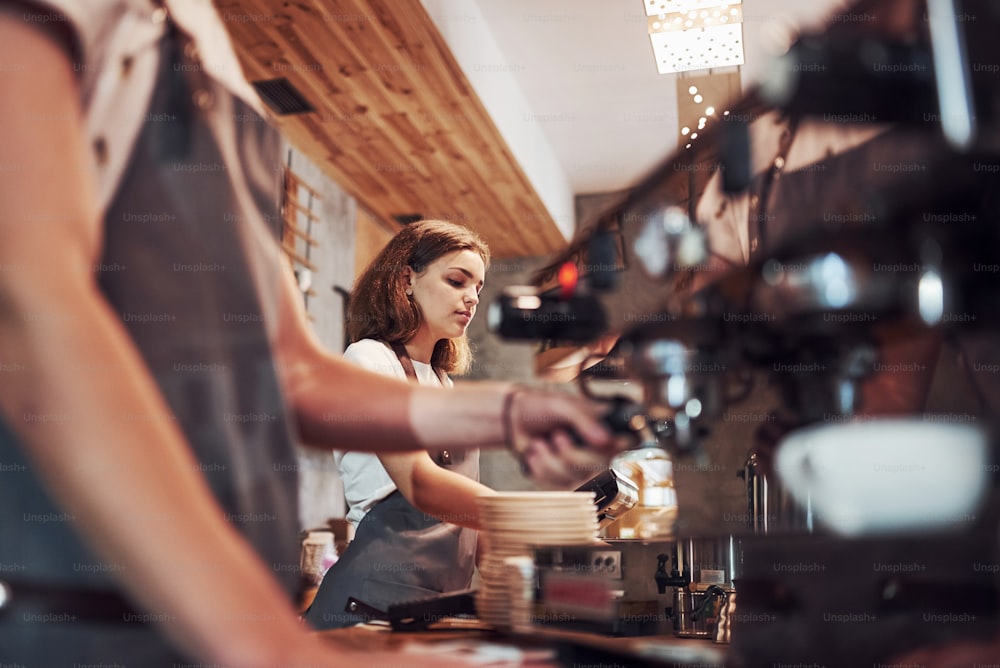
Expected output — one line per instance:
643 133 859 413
655 553 689 594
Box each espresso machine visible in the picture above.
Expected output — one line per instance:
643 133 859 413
489 0 1000 664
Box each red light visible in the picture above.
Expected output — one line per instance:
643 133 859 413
558 262 578 299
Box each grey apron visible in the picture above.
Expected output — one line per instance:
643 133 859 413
304 343 479 630
0 12 298 665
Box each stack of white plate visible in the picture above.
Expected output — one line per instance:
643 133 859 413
475 491 598 629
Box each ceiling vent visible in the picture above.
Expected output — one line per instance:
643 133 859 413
251 78 316 116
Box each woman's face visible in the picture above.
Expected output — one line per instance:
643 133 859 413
408 249 486 341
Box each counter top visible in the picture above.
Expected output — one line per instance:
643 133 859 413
316 619 729 667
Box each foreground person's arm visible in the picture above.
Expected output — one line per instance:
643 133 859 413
0 13 464 668
275 264 615 480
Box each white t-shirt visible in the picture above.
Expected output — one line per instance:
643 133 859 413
335 339 452 526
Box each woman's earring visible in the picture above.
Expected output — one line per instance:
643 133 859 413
405 288 413 297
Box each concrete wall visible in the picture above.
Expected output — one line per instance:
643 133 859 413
280 141 356 532
464 256 551 491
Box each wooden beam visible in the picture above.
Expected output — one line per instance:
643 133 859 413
219 0 569 259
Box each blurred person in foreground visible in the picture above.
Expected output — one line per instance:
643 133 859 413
0 3 612 666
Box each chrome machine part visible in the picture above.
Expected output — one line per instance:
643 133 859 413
633 205 709 280
737 448 813 535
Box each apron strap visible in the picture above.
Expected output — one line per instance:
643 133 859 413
388 342 452 466
150 1 194 162
389 341 420 382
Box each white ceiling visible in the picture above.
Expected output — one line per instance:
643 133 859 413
471 0 850 196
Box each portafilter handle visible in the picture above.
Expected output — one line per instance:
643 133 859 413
601 396 651 437
576 358 660 448
573 468 639 528
564 392 658 453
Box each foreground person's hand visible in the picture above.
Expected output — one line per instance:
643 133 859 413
503 387 614 487
407 382 614 487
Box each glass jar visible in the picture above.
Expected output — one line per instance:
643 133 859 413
611 445 678 539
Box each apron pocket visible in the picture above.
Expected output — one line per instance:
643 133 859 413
361 577 440 610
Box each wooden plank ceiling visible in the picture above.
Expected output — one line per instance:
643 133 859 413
218 0 567 259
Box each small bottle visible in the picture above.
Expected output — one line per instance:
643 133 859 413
301 530 337 586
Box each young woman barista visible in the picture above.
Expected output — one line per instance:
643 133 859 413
305 219 496 629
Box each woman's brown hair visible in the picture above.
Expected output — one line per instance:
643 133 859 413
347 219 490 375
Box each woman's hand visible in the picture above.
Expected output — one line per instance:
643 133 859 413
377 450 495 529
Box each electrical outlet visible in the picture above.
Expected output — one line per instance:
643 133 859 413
589 550 622 579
